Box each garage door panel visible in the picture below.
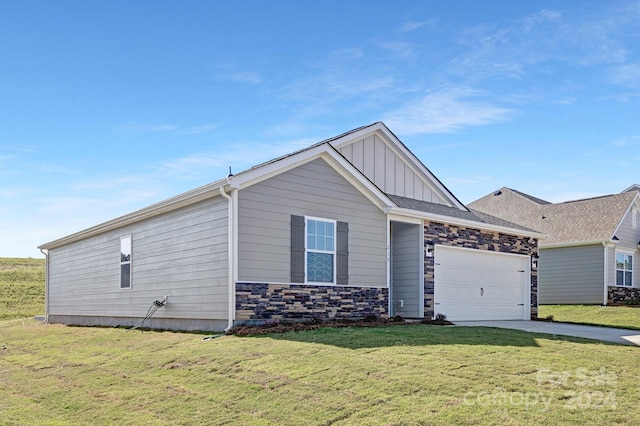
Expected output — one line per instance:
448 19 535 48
434 246 529 321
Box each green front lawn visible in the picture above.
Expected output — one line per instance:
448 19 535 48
1 319 637 425
538 305 640 331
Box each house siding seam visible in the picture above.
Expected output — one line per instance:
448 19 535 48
235 282 388 321
423 221 538 320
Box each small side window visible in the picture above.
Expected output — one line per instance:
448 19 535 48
120 236 132 289
632 209 637 228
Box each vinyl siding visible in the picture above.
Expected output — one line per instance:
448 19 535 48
47 196 229 320
237 158 387 286
391 222 422 317
612 207 640 287
538 245 604 304
337 134 446 205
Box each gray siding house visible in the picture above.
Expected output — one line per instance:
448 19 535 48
39 123 541 331
469 188 640 305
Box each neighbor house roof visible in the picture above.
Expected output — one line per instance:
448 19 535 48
469 188 639 246
623 184 640 193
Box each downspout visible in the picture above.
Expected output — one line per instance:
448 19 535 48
39 248 49 323
603 242 609 306
219 185 235 332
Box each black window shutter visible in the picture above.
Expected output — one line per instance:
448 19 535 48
291 215 305 283
336 221 349 285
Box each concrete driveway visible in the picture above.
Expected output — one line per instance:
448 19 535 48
455 320 640 346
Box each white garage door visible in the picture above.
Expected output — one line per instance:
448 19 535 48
434 246 530 321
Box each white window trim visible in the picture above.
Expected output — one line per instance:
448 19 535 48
632 208 638 228
304 216 337 285
615 251 633 287
120 235 132 289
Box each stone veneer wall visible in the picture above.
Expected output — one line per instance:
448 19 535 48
423 221 538 320
235 283 389 322
608 286 640 305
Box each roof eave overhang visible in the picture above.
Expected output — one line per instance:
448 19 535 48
38 179 228 250
389 207 545 239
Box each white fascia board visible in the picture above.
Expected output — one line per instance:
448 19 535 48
390 207 545 239
330 123 467 211
388 213 423 225
39 180 227 250
228 143 328 189
610 194 640 240
229 144 394 212
540 239 614 249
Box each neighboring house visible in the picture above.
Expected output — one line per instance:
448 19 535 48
469 188 640 305
39 122 541 331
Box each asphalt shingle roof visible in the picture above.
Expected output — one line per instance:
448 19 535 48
388 194 536 233
468 188 638 245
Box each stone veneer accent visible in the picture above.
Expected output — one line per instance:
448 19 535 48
423 221 539 320
235 283 389 321
608 286 640 305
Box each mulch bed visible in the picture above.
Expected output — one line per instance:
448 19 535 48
227 317 454 336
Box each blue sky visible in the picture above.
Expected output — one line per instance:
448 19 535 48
2 0 640 258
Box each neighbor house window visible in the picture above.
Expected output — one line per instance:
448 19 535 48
305 218 336 283
120 235 132 289
615 253 633 287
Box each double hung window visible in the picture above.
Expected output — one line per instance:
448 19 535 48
615 253 633 287
306 218 336 283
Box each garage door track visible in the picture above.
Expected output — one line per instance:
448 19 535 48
455 321 640 346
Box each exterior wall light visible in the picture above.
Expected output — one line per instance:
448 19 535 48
531 253 539 269
425 241 434 258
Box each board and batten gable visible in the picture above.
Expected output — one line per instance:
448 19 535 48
336 133 448 205
538 244 604 304
237 157 387 286
47 196 229 327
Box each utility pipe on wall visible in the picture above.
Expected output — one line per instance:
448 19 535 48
39 248 49 323
219 185 235 332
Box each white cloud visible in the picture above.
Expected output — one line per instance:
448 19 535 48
159 138 315 179
121 122 177 132
376 40 414 58
400 22 425 33
178 124 217 135
119 122 217 135
517 9 561 33
227 71 262 84
384 88 514 134
612 135 640 148
610 63 640 88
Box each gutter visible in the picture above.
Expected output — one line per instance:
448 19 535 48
39 248 49 323
540 239 617 250
389 207 545 239
219 185 235 332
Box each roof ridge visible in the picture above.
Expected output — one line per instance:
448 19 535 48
552 192 632 205
504 187 551 205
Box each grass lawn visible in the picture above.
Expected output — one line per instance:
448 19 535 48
538 305 640 331
1 319 638 425
0 257 45 321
